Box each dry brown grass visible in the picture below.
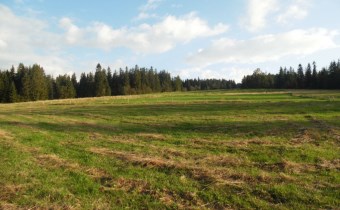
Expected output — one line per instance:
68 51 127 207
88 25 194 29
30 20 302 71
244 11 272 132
136 133 167 141
89 147 177 170
260 160 317 174
35 154 80 170
0 184 26 202
317 159 340 170
201 154 245 167
88 147 275 187
0 202 19 210
0 129 13 140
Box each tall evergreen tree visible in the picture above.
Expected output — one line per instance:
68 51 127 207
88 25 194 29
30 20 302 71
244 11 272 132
55 75 76 99
297 64 305 89
94 64 111 97
29 64 48 101
305 63 312 89
311 62 318 89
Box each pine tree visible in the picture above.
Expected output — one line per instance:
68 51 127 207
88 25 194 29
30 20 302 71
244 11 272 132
173 76 182 91
0 72 4 102
312 62 318 89
297 64 304 89
122 68 131 95
133 65 142 93
305 63 312 89
8 81 18 103
94 64 111 97
55 75 76 99
30 64 48 101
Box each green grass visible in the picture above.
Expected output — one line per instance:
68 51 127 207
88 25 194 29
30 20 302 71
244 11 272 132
0 90 339 209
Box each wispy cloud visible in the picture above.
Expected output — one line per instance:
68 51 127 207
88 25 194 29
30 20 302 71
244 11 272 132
242 0 312 32
135 0 163 21
277 0 310 24
188 28 339 65
140 0 163 12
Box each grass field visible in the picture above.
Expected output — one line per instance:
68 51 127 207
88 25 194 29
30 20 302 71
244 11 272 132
0 90 339 209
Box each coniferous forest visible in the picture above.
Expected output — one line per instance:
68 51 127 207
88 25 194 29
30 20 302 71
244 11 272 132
0 63 236 103
1 60 340 103
241 61 340 89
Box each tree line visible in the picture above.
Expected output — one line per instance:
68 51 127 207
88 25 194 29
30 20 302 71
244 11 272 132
0 63 236 103
241 60 340 89
1 59 339 103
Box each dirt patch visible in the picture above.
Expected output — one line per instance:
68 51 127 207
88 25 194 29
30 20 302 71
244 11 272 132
86 167 111 179
162 148 187 159
0 184 26 201
260 160 316 174
89 132 103 140
0 202 19 210
137 133 167 141
35 154 80 170
317 159 340 170
290 128 321 145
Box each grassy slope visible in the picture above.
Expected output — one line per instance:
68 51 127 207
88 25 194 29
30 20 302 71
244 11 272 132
0 90 339 209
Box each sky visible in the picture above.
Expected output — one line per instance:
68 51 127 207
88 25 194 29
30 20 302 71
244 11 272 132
0 0 340 82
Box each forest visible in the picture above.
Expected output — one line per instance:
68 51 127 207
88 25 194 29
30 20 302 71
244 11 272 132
242 61 340 89
0 60 340 103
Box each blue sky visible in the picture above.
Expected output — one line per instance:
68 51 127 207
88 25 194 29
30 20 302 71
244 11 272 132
0 0 340 82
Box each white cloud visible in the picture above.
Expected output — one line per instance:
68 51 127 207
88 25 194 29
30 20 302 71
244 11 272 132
242 0 279 32
59 17 82 44
175 66 253 83
0 5 72 75
188 28 339 66
60 12 229 53
242 0 312 32
134 12 158 21
277 0 310 24
140 0 163 12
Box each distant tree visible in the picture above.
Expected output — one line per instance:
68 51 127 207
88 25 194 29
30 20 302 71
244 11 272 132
94 64 111 97
122 67 131 95
133 65 142 93
173 76 182 91
29 64 48 101
311 62 318 89
159 70 172 92
46 75 56 100
55 75 76 99
71 73 78 96
305 63 312 89
297 64 304 89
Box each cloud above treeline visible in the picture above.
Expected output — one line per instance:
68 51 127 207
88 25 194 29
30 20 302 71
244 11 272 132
188 28 339 66
59 12 228 53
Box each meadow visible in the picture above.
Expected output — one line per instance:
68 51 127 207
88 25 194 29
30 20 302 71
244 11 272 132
0 90 339 209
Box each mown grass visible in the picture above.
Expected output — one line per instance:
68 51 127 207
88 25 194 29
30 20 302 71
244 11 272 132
0 90 339 209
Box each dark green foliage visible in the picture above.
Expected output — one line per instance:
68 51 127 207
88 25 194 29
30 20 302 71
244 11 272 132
30 64 48 101
55 75 76 99
241 60 340 89
94 64 111 97
242 68 274 88
305 63 312 89
183 78 236 90
1 59 340 103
